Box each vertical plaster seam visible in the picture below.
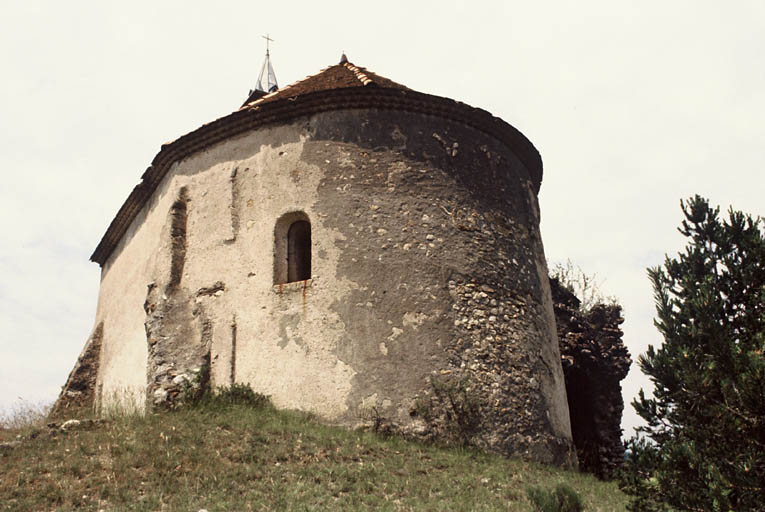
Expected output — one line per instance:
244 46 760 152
226 167 240 243
230 314 237 386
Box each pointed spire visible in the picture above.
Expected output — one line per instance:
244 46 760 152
255 34 278 93
242 35 279 106
339 52 348 64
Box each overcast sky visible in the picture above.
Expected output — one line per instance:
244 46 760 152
1 1 763 436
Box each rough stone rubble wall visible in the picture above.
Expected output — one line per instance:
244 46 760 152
142 187 217 407
550 277 632 478
50 322 104 417
306 109 574 465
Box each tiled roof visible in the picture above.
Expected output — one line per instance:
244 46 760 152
90 60 542 266
241 61 408 108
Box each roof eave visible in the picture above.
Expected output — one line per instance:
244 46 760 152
90 87 542 266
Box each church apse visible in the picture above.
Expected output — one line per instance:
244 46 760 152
55 56 580 467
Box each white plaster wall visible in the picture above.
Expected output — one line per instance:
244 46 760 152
96 122 361 419
173 125 359 419
95 164 180 413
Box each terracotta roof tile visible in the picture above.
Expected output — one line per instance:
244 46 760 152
241 61 408 109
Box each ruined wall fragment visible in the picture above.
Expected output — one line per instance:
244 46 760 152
550 277 632 478
50 322 104 418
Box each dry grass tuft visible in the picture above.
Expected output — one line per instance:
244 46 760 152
0 399 52 430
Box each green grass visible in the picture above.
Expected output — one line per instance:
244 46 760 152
527 484 585 512
0 395 627 511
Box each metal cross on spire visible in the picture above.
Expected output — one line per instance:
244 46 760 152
242 33 280 106
255 34 278 94
263 34 274 56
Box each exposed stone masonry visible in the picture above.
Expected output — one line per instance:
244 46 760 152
445 276 572 464
307 110 573 466
168 187 188 289
226 167 240 244
550 277 632 478
50 322 103 418
143 283 211 407
144 187 213 408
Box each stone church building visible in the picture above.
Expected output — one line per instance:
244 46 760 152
55 53 585 467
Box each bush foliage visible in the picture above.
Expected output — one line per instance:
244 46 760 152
620 196 765 511
527 484 584 512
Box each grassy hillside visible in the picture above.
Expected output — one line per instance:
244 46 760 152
1 394 628 511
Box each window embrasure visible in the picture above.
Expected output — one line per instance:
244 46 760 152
274 212 311 284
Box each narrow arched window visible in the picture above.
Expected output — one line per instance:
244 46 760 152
287 220 311 282
274 212 311 285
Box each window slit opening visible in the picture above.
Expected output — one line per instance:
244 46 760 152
287 220 311 282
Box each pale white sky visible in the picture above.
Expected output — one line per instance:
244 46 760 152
1 1 763 436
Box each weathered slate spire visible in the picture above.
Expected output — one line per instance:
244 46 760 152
242 35 279 106
256 34 278 93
